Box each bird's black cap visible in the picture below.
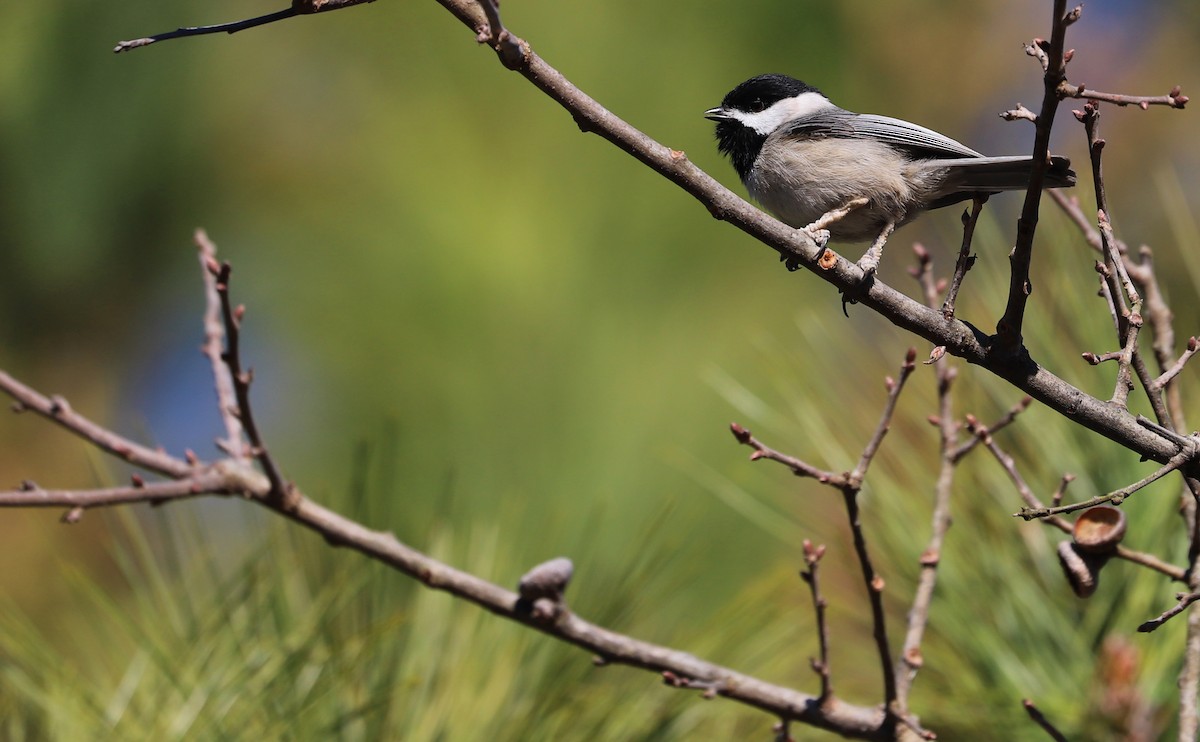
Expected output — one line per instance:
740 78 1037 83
718 74 823 114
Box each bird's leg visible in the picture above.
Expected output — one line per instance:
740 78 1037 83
803 197 870 246
856 221 896 276
800 197 870 269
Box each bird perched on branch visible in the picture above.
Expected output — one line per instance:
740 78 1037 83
706 74 1076 274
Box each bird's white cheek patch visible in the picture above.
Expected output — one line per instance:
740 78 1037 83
735 92 835 135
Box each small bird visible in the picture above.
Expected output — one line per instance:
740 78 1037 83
705 74 1076 273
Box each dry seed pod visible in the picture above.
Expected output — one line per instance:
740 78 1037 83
1057 541 1101 598
1072 505 1127 554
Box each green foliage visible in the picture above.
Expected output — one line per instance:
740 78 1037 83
2 0 1200 739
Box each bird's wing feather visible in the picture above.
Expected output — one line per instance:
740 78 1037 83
781 111 983 159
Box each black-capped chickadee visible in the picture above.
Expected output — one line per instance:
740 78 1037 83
705 74 1076 273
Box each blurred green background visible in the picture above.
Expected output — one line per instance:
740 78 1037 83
2 0 1199 738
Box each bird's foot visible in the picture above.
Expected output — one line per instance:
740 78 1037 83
854 221 896 281
802 226 831 249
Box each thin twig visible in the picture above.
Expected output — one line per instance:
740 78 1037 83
196 230 249 461
850 349 918 487
800 540 833 701
999 103 1039 123
1079 102 1144 408
113 0 378 53
941 197 986 320
0 372 193 479
1058 81 1189 110
1051 192 1180 425
896 252 962 711
947 397 1032 464
1023 698 1070 742
113 9 298 53
209 261 296 509
729 423 843 485
1139 591 1200 633
1016 447 1195 519
995 0 1072 349
846 351 917 716
0 472 254 510
1152 337 1200 392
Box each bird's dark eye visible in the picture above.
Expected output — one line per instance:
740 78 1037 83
749 99 765 113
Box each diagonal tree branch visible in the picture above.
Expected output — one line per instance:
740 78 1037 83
110 0 1192 474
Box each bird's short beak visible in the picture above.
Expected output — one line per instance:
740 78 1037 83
704 106 731 122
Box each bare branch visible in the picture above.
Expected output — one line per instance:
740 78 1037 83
1152 337 1200 392
1023 698 1069 742
0 372 194 479
947 397 1032 464
1016 447 1195 519
800 540 833 701
729 423 844 485
208 260 296 509
844 352 919 717
941 198 986 320
996 1 1073 348
196 229 249 461
897 250 961 711
999 103 1039 123
0 471 254 510
1139 592 1200 633
852 349 918 486
113 0 376 53
1059 81 1189 110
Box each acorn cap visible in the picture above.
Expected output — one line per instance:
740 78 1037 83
1072 505 1127 554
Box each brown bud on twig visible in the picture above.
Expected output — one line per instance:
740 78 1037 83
802 539 826 565
729 422 751 444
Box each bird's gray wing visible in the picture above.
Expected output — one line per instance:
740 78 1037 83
782 111 983 159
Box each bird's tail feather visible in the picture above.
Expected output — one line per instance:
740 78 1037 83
933 154 1076 192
